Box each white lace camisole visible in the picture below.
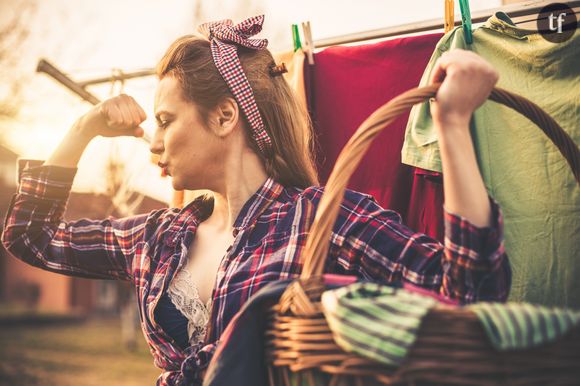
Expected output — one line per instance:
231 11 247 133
166 262 212 348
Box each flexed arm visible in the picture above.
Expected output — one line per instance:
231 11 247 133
333 51 510 303
2 95 156 280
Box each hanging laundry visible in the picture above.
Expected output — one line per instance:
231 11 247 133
304 33 446 241
402 12 580 307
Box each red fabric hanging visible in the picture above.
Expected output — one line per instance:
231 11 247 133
304 33 445 242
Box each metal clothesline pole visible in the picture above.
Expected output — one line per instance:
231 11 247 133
37 59 101 105
78 69 155 87
36 58 152 143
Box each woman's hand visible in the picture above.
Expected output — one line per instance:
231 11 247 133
45 94 146 168
429 49 499 129
74 94 147 140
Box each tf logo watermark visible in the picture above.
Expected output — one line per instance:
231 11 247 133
538 3 577 43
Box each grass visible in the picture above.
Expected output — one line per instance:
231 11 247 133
0 318 161 386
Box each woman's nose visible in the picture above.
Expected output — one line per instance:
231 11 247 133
149 129 164 155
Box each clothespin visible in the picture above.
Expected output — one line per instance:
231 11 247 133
458 0 473 44
444 0 455 33
301 21 315 65
291 24 302 52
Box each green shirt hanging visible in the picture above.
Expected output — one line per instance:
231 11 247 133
402 12 580 307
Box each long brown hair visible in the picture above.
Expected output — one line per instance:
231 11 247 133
156 35 319 188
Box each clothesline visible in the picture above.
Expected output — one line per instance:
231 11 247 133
38 0 579 98
315 0 580 47
35 0 579 146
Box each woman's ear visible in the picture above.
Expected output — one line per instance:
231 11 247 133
210 97 239 137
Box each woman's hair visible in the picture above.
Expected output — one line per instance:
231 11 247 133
156 35 319 188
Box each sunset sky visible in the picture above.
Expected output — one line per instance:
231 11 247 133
0 0 500 203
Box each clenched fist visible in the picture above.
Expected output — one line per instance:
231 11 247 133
75 94 147 139
429 49 499 129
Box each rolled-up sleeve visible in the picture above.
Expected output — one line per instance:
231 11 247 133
441 198 510 302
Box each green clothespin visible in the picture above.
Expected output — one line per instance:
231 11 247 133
458 0 473 44
292 24 302 52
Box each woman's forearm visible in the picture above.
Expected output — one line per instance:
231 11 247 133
44 121 94 168
437 122 491 228
426 50 499 228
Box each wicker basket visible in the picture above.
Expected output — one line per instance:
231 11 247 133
264 84 580 385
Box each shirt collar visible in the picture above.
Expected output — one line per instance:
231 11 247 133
483 12 537 40
165 193 213 247
165 177 285 245
232 177 285 232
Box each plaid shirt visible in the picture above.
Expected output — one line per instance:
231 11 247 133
2 162 510 385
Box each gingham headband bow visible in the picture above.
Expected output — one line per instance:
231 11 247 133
198 15 272 155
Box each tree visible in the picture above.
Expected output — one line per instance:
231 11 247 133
0 2 36 121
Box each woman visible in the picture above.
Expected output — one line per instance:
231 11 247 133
2 15 510 386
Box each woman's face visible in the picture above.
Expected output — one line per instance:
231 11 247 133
150 76 224 191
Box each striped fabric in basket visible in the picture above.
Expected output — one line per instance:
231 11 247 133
321 283 580 366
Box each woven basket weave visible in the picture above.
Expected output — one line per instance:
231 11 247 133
264 84 580 386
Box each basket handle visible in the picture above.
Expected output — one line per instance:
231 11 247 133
300 83 580 280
